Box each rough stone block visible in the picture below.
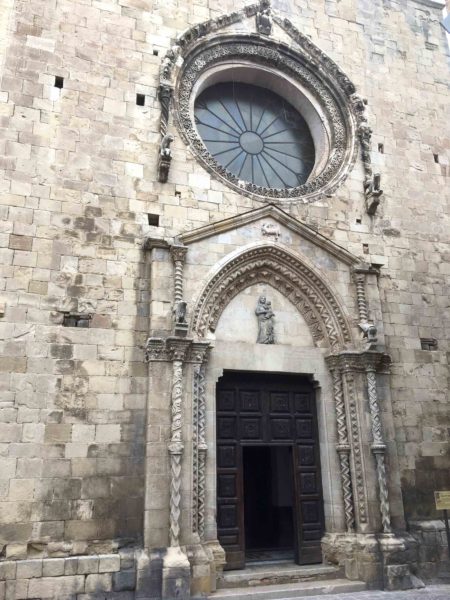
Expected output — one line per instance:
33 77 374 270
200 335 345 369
42 558 65 577
77 555 99 574
85 572 113 592
16 559 42 579
113 569 136 591
98 554 121 573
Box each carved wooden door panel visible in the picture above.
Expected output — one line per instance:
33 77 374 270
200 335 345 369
216 387 245 569
216 372 324 569
292 390 325 564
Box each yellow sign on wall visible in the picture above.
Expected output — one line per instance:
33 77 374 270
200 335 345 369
434 491 450 511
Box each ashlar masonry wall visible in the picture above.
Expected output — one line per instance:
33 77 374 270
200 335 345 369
0 0 448 590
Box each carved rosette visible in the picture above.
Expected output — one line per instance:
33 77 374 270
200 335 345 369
192 246 352 351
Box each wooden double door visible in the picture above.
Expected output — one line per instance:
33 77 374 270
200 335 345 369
216 371 325 569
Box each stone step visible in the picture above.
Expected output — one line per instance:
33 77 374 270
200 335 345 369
218 563 344 589
210 578 367 600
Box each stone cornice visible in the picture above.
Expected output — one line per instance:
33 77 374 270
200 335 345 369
326 351 391 373
178 204 359 266
145 337 211 363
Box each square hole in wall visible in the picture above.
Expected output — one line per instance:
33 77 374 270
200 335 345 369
153 49 159 56
54 76 64 89
148 213 160 226
378 143 384 154
433 154 439 164
420 338 438 351
63 313 91 328
356 218 362 224
136 93 145 106
363 244 369 254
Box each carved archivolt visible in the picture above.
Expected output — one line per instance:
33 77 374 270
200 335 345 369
191 245 352 351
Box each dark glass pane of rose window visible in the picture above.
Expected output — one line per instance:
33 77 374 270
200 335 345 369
194 82 315 189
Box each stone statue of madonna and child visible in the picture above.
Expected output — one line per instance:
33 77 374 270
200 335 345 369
255 295 275 344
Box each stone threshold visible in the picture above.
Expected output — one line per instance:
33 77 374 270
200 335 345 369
218 562 343 589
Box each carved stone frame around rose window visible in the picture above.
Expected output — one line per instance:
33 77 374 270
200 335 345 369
173 35 359 203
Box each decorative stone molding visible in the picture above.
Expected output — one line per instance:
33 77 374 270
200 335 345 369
192 245 352 351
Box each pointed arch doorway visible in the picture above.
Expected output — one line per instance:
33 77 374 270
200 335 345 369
216 370 325 570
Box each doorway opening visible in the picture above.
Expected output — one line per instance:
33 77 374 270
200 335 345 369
216 370 325 570
243 446 295 562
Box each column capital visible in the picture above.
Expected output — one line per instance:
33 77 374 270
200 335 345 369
170 243 188 264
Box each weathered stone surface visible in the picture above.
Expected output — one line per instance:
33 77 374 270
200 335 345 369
0 0 448 596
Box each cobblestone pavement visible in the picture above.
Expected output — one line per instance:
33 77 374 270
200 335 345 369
293 585 450 600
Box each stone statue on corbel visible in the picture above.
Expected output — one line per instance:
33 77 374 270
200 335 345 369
256 0 272 36
364 172 383 216
354 98 384 216
157 82 174 183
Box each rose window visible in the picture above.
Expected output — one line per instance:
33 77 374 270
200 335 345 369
194 82 315 189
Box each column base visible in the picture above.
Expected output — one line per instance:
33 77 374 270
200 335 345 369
322 531 424 590
162 547 191 600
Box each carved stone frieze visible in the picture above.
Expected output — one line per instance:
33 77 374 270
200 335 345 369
192 246 352 351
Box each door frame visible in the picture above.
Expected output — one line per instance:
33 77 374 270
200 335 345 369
215 370 325 569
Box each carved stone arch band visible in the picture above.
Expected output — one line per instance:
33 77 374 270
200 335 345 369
191 245 353 351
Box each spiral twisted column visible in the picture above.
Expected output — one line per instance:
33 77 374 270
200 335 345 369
353 272 368 323
331 367 355 533
191 342 210 540
366 363 392 534
170 244 188 305
167 339 190 547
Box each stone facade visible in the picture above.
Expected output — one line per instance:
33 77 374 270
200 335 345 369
0 0 449 599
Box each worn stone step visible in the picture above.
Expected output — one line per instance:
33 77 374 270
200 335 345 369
218 563 344 589
210 578 366 600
